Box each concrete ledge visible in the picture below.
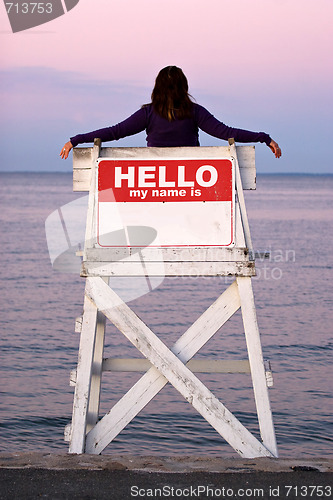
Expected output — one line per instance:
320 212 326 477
0 453 332 473
1 454 332 500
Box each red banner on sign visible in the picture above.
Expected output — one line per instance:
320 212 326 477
98 159 233 203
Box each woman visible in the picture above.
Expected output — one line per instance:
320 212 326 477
60 66 281 159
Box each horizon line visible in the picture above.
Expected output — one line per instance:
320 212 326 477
0 171 332 176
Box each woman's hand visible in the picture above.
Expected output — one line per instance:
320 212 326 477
268 140 282 158
60 141 73 159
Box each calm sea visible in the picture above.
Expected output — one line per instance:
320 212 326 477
0 172 332 457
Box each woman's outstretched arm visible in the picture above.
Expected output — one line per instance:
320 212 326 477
195 104 282 157
60 107 148 159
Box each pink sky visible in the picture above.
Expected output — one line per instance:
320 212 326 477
1 0 332 88
0 0 332 172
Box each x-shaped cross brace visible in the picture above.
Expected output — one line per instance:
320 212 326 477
69 276 277 457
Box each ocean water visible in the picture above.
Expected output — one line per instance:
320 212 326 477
0 172 332 458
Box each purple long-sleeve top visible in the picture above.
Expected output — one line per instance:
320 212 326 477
70 103 271 148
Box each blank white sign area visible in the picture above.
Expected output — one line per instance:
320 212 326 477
97 201 234 247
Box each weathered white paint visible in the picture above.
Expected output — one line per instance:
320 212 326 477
85 246 250 262
81 260 255 277
234 192 246 249
82 139 100 262
85 279 272 457
237 276 278 457
85 281 241 453
102 358 251 373
73 145 256 191
69 288 99 454
86 277 108 432
81 245 254 277
229 140 253 256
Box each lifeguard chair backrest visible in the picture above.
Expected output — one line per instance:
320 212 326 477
73 146 255 249
73 146 256 192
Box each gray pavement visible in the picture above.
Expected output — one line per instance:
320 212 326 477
0 454 332 499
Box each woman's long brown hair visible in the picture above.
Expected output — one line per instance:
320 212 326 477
150 66 194 121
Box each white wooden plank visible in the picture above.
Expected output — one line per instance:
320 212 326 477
82 139 100 261
100 145 233 159
85 278 272 457
229 140 253 256
69 289 99 454
102 358 251 373
85 246 250 263
73 146 93 167
80 260 255 277
86 278 108 432
73 147 93 192
236 146 256 190
73 146 256 191
237 276 278 457
234 200 246 248
73 169 91 192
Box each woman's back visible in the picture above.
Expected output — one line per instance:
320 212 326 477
144 103 199 147
60 66 281 159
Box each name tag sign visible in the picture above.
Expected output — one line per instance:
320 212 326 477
97 158 235 247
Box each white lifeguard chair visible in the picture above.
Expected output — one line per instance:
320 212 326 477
66 138 278 458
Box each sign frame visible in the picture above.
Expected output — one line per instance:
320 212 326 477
96 156 235 249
